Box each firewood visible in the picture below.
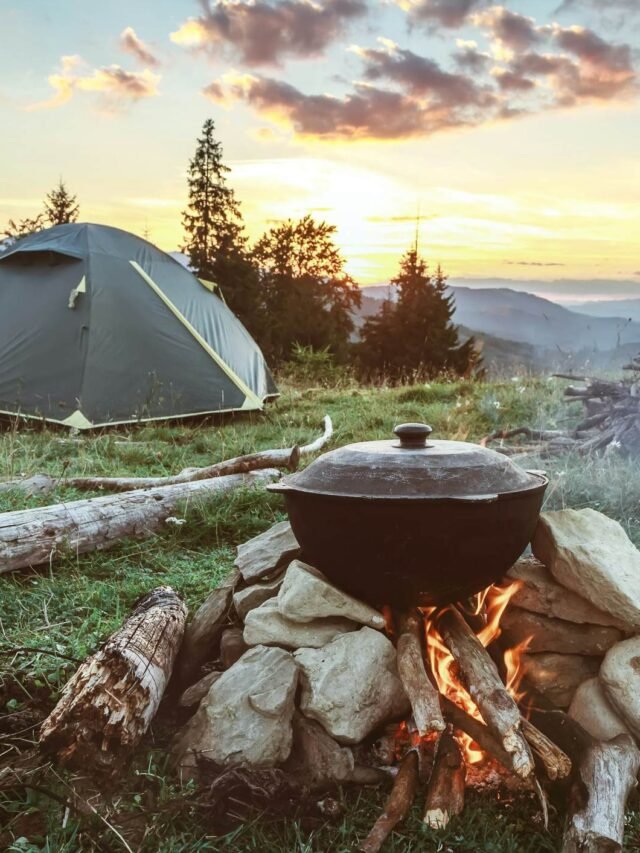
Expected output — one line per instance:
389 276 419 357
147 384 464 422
0 469 279 576
358 749 420 853
396 610 445 736
438 606 534 779
439 695 513 770
562 734 640 853
39 587 187 777
521 717 571 781
423 729 465 829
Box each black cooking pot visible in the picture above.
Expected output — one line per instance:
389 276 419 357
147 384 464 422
268 423 548 607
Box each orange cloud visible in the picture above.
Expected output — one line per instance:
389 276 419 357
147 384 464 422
119 27 160 68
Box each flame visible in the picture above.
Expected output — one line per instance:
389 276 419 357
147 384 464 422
421 580 527 764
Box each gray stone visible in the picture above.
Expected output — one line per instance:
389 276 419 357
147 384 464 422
521 652 601 709
507 556 628 629
600 637 640 740
235 520 300 583
178 670 222 708
568 678 631 742
278 560 385 629
220 627 248 669
501 607 623 656
243 598 357 649
233 573 284 621
172 645 298 777
282 712 356 788
532 509 640 632
294 626 410 745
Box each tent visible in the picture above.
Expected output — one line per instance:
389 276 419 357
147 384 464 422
0 223 277 428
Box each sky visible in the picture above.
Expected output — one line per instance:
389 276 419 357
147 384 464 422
0 0 639 298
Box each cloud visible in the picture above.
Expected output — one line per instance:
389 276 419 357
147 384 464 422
395 0 486 28
552 24 633 73
26 56 160 112
454 39 491 73
507 261 566 267
119 27 160 68
473 6 542 52
491 68 536 92
171 0 367 66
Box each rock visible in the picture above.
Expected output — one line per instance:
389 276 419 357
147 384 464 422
521 652 600 709
178 670 222 708
568 678 631 742
600 637 640 740
220 627 248 669
501 607 623 656
172 645 298 777
277 560 385 629
507 556 627 629
282 712 356 787
235 521 300 583
233 573 284 621
532 509 640 632
177 569 240 686
243 598 357 650
294 627 410 744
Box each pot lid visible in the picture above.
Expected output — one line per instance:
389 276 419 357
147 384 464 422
272 423 546 500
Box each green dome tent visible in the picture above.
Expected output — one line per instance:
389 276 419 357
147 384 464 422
0 223 277 428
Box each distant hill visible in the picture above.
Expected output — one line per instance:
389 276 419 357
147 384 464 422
565 299 640 323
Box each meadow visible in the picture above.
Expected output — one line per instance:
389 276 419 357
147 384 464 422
2 375 640 852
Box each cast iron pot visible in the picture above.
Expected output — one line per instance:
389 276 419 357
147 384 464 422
268 423 548 607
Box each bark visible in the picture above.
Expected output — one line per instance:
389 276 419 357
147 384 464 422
438 606 534 779
396 610 445 736
358 749 420 853
0 469 279 575
39 586 187 777
562 734 640 853
521 718 572 781
439 695 513 771
423 730 466 829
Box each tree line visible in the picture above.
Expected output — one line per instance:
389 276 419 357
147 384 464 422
2 119 478 380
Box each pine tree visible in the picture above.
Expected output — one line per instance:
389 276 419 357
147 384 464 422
44 179 79 226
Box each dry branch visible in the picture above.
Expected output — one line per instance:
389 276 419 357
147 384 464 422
39 586 187 777
423 730 465 829
396 609 445 736
0 469 279 576
438 606 534 779
358 749 420 853
562 734 640 853
439 695 513 770
521 717 572 781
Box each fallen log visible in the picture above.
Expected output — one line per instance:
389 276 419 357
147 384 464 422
437 606 534 779
39 586 187 777
396 610 445 737
562 734 640 853
423 730 465 829
358 748 420 853
0 469 279 576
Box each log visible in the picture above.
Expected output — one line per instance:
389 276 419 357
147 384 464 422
439 695 513 771
562 734 640 853
396 610 445 736
358 749 420 853
39 586 187 776
521 717 572 781
438 606 534 779
423 730 466 829
0 469 279 575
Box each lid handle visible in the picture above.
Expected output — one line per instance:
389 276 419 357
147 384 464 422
393 423 433 449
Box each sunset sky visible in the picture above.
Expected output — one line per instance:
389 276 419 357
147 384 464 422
1 0 638 296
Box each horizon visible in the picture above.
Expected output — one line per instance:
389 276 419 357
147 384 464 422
1 1 639 295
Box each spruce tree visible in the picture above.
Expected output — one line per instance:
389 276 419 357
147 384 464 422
44 179 79 225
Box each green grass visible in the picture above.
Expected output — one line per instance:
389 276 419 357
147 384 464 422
2 376 640 851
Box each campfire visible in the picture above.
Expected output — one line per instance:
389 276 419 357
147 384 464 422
33 506 640 853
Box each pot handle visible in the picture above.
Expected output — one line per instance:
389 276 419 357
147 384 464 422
266 481 291 493
394 423 434 448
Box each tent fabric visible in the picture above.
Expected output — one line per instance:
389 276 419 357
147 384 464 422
0 223 277 428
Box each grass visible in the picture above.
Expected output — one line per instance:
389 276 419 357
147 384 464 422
1 376 640 851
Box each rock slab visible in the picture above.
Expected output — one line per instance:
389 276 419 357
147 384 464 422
600 637 640 740
178 670 222 708
568 678 631 742
244 597 357 649
233 573 284 621
278 560 385 629
521 652 600 709
532 509 640 631
235 520 300 583
172 645 298 776
294 626 410 744
501 607 622 656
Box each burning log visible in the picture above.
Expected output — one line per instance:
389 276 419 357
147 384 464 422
358 749 420 853
396 610 445 737
439 695 513 770
423 729 465 829
39 587 187 777
437 606 534 779
562 734 640 853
